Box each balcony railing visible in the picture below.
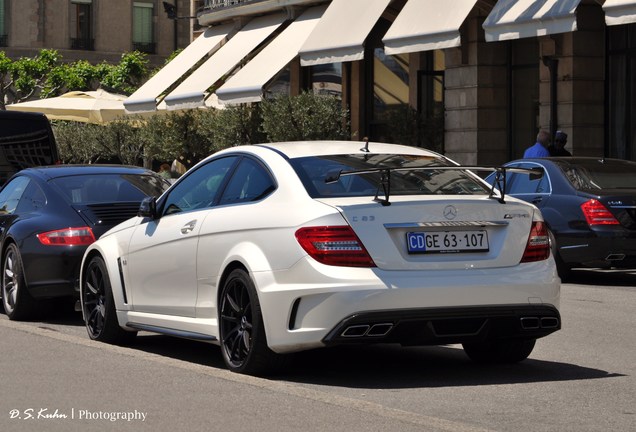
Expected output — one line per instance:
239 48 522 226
0 34 7 47
203 0 260 10
132 41 156 54
70 37 95 51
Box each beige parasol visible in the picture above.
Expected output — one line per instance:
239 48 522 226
6 89 131 124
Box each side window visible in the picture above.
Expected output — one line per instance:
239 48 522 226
219 158 276 205
161 156 238 216
507 164 550 194
0 176 30 215
16 182 46 213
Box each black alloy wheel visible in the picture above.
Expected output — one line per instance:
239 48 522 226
82 255 136 344
219 269 286 375
2 243 36 320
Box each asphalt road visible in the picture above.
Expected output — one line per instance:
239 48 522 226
0 269 634 432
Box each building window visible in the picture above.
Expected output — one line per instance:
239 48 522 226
418 50 445 153
0 0 7 47
367 48 410 143
509 38 539 160
607 24 636 160
70 0 94 50
311 64 342 99
133 2 155 54
265 66 291 99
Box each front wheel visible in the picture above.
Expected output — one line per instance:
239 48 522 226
462 338 536 363
2 243 36 320
219 269 287 375
82 255 136 345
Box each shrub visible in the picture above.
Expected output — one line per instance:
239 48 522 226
212 104 265 147
260 92 349 142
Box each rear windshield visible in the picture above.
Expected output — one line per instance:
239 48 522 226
289 154 490 198
50 173 168 205
556 160 636 190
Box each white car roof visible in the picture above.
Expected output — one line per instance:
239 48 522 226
251 141 443 159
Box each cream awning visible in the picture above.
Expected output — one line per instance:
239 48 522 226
298 0 391 66
383 0 477 54
124 23 234 113
483 0 582 42
216 6 327 105
603 0 636 26
163 13 288 110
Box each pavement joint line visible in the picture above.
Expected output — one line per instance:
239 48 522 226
1 318 496 432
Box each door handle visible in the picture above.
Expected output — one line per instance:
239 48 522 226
180 220 197 234
531 197 543 204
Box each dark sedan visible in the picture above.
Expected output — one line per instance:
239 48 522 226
486 157 636 279
0 165 170 320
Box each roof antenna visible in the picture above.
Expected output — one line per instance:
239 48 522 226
360 137 370 153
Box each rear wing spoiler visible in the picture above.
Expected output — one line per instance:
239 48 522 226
325 165 543 206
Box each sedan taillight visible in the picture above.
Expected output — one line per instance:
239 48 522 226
295 226 376 267
581 199 620 225
36 227 96 246
520 221 550 263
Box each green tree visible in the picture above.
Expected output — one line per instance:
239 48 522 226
0 49 60 108
0 49 150 109
99 51 149 95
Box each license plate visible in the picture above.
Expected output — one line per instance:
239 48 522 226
406 231 489 254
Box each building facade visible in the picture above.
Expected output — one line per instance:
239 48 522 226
166 0 632 165
0 0 197 66
2 0 635 165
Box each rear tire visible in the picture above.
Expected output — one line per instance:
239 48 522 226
219 268 287 375
82 255 136 345
2 244 37 320
463 338 536 363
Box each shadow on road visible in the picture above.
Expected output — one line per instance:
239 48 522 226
567 268 636 287
128 335 623 389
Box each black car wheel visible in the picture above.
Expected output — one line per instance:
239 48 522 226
219 269 287 375
82 255 136 344
462 338 536 363
2 243 36 320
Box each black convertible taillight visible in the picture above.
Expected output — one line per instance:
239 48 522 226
36 227 96 246
295 226 376 267
520 221 550 263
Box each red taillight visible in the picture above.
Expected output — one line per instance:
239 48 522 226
295 226 376 267
521 221 550 263
36 227 96 246
581 199 619 225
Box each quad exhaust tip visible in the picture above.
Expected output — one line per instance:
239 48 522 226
520 316 559 330
341 323 393 338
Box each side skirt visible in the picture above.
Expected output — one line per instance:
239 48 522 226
126 321 217 342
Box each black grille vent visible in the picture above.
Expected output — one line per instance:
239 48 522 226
85 203 140 225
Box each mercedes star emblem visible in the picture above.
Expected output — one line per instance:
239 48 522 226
443 205 457 220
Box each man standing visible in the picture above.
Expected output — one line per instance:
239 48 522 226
523 129 551 158
548 130 572 156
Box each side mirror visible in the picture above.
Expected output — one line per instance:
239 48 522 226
138 196 157 219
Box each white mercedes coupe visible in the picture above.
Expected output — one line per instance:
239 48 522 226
80 141 560 375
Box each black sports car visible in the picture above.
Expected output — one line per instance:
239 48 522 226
486 157 636 279
0 165 170 320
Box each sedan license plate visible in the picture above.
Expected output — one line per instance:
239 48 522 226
406 231 489 254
